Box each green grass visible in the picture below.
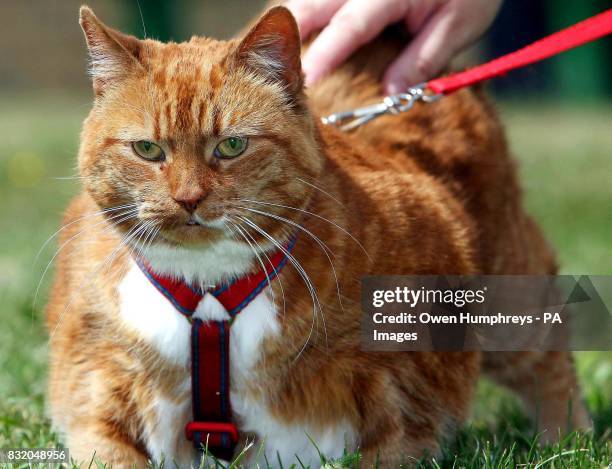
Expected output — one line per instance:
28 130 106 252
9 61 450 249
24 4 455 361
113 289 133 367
0 94 610 467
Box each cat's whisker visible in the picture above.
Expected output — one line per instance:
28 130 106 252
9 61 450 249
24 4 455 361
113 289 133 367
135 0 147 39
118 220 156 285
108 224 150 320
35 203 139 262
225 217 282 321
89 219 144 277
225 219 275 306
33 207 139 311
240 217 327 362
67 220 148 335
126 220 153 262
227 220 277 378
49 219 146 343
120 220 159 266
52 175 86 180
295 177 344 207
228 217 287 323
237 206 336 259
140 223 161 258
239 198 371 261
49 212 145 327
236 208 334 352
236 205 344 317
72 209 143 252
131 219 156 254
235 215 327 360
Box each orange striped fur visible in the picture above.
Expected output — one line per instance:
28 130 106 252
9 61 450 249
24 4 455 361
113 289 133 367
46 5 589 467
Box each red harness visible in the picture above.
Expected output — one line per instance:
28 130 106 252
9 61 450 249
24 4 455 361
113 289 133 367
136 236 296 461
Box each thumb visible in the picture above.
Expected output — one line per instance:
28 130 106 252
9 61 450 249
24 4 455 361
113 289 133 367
383 7 462 94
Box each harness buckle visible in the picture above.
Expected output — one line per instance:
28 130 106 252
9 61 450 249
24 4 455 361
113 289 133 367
185 421 239 444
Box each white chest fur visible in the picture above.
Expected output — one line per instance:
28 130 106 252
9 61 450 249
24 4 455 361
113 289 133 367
117 261 355 467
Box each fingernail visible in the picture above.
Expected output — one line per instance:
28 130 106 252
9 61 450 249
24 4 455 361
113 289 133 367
304 71 318 87
302 59 321 87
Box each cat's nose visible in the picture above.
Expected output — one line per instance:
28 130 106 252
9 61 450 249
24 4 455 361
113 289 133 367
172 189 206 213
177 198 201 213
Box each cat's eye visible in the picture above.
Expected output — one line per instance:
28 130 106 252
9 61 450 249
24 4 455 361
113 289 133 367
132 140 165 161
214 137 248 159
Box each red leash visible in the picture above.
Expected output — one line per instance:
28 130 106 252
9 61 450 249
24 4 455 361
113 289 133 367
429 8 612 95
323 8 612 131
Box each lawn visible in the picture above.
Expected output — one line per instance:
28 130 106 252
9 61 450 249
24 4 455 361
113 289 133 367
0 93 610 467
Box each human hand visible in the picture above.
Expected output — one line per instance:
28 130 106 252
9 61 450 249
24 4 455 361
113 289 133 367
286 0 503 94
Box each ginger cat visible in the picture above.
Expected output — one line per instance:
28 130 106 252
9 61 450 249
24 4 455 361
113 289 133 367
46 5 589 467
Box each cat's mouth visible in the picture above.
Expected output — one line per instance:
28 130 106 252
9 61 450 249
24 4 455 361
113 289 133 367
185 213 225 229
186 216 203 227
143 212 229 248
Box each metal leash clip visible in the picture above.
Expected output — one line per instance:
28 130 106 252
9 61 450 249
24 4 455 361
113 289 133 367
321 83 442 132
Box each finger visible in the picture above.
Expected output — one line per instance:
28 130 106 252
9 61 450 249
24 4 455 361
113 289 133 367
285 0 347 39
301 0 408 85
384 0 502 94
383 5 466 94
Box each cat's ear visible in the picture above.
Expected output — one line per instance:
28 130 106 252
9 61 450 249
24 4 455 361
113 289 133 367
79 6 143 96
237 7 303 96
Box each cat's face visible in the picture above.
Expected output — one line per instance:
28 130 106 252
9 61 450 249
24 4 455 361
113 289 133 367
78 7 321 251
